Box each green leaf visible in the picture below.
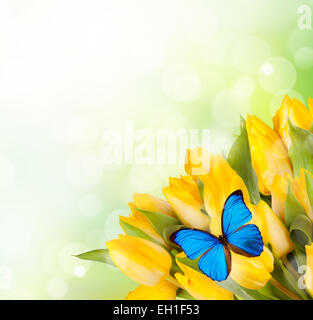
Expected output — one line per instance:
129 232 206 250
258 281 291 300
310 123 313 133
290 214 313 251
162 225 185 250
272 256 310 300
304 170 313 216
285 183 307 229
260 194 271 207
120 220 153 241
218 277 273 300
176 288 195 300
136 209 180 234
176 255 201 272
197 177 204 202
227 123 260 205
75 249 115 267
289 122 313 177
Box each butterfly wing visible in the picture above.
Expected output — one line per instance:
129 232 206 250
198 243 231 281
171 229 231 281
170 229 219 259
222 190 263 257
226 224 263 257
222 190 252 237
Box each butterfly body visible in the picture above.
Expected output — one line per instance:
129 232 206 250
170 190 263 281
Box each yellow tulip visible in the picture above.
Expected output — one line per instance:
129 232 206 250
163 176 210 230
185 148 211 176
230 247 274 290
200 154 250 218
175 253 233 300
246 114 293 195
120 203 165 245
271 174 289 222
297 169 313 222
133 193 175 217
249 201 294 258
305 244 313 297
273 95 313 149
200 153 292 259
106 235 172 286
271 170 313 223
126 280 177 300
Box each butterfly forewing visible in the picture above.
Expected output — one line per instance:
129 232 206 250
171 229 219 260
222 190 263 258
222 190 252 237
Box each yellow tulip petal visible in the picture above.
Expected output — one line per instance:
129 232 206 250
175 253 233 300
106 235 172 286
120 207 165 245
273 95 313 149
133 193 175 217
126 280 177 300
251 200 293 258
271 174 288 222
246 114 292 195
231 247 273 290
163 176 210 230
200 154 250 218
305 244 313 297
185 148 211 176
297 169 313 222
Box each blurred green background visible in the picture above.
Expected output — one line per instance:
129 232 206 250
1 0 313 299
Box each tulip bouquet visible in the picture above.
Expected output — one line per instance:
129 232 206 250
77 96 313 300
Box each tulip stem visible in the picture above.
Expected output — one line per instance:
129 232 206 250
166 275 183 289
282 256 299 279
269 278 301 300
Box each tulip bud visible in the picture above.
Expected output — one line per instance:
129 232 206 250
163 176 210 230
246 114 292 195
106 235 172 286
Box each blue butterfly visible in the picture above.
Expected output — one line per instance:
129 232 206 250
170 190 263 281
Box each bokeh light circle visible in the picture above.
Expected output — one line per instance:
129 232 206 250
258 57 297 94
294 47 313 70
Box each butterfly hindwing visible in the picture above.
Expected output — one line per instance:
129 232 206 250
227 224 263 257
170 229 219 260
222 190 252 237
198 243 231 282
